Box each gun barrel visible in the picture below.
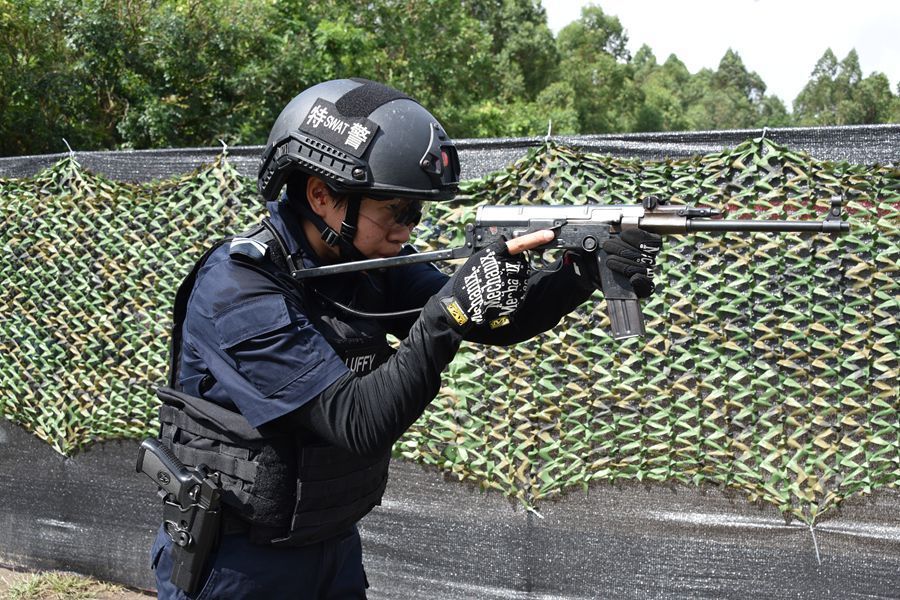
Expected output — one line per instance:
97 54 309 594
686 219 850 233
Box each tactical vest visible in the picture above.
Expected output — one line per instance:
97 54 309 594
158 220 394 546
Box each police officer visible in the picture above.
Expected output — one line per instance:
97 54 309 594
150 78 662 599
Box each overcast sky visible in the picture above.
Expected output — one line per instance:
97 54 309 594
543 0 900 107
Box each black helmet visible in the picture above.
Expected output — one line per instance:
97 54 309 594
258 78 461 203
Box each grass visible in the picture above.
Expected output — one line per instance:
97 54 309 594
2 571 125 600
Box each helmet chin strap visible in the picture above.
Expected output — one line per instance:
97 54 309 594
297 198 368 263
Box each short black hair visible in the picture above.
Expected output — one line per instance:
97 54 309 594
285 172 352 209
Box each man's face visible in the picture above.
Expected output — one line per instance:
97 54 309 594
328 197 422 260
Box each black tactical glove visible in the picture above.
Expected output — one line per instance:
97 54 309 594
438 240 531 331
602 229 663 298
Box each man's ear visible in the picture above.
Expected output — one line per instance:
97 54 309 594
306 177 332 218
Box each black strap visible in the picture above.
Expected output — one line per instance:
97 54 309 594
157 387 269 442
290 483 386 528
294 199 367 263
259 218 300 274
340 200 359 243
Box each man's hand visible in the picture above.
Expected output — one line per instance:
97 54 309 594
602 229 663 298
440 230 554 331
565 230 663 298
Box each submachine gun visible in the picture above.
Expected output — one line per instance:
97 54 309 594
137 438 222 595
292 197 850 340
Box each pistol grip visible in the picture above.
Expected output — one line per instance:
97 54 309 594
597 250 645 340
137 438 193 503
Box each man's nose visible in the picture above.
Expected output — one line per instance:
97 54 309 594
387 222 413 243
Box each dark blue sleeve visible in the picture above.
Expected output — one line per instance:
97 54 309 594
182 252 349 428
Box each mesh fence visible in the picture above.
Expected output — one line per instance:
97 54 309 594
0 135 896 526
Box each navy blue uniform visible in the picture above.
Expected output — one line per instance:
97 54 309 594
152 200 447 599
176 200 446 426
152 525 367 599
151 199 594 599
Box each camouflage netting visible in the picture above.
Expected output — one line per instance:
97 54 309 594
0 138 897 525
0 157 258 451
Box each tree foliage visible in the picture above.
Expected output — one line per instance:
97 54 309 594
794 49 898 125
554 6 643 134
0 1 896 156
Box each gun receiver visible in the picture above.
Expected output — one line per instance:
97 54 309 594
137 438 222 595
292 198 850 340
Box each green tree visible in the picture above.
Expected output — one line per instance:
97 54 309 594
455 81 579 138
893 82 900 122
0 0 289 154
465 0 559 101
757 96 791 127
794 48 839 124
794 48 898 125
557 4 630 63
115 0 285 148
21 1 900 153
556 5 642 133
684 49 789 130
631 47 694 132
363 0 496 133
0 0 112 155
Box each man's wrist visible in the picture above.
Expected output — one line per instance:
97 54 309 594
564 251 601 293
437 296 474 334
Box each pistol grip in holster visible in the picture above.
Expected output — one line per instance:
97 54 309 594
597 250 645 340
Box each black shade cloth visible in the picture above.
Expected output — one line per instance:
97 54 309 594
1 419 898 598
1 126 897 185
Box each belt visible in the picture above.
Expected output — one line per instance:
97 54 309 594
221 514 251 536
221 513 292 545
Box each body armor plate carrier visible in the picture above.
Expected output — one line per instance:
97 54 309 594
158 220 392 546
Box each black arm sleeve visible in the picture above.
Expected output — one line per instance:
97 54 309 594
277 292 463 457
464 256 595 346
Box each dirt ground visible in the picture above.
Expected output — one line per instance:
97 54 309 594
0 567 152 599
